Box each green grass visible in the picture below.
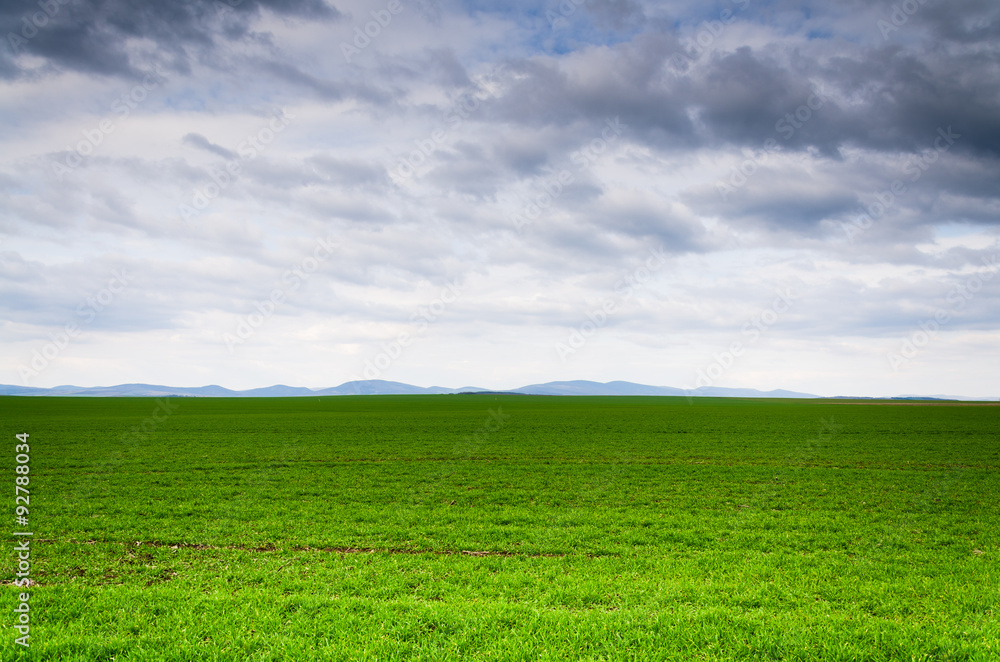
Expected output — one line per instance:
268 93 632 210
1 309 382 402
1 395 998 660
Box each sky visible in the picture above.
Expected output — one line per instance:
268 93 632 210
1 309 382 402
1 0 998 397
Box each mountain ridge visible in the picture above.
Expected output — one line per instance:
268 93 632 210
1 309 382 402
1 380 995 400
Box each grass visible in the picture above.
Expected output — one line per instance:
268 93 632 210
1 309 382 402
1 394 997 660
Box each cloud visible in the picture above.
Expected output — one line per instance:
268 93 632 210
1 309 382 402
1 0 340 80
182 132 236 159
1 0 999 396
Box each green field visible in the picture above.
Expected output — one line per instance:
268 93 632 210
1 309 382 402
1 395 998 660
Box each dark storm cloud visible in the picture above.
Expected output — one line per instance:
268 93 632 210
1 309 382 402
688 173 861 235
486 48 696 148
182 132 236 159
869 0 1000 44
685 47 837 155
817 47 1000 159
477 5 1000 164
1 0 340 80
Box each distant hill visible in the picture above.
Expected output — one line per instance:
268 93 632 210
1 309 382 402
311 380 488 396
0 380 488 397
1 380 993 400
0 379 819 398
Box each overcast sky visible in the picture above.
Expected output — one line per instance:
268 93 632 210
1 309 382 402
2 0 998 397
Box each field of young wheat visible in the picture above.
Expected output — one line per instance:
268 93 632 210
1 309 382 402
2 395 997 660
